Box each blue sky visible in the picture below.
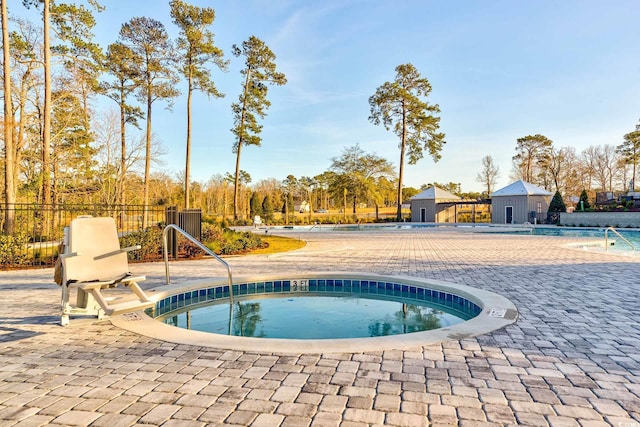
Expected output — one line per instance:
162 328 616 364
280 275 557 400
16 0 640 193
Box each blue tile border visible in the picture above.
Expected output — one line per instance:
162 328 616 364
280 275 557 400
150 278 483 319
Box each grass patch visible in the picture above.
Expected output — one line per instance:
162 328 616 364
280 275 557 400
248 234 306 255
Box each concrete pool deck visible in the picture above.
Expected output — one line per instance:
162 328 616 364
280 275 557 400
1 227 639 426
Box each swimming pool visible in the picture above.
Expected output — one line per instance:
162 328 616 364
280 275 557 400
474 226 639 252
112 272 518 354
156 285 481 339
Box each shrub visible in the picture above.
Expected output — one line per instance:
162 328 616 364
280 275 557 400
119 227 163 261
202 222 224 242
119 222 265 261
0 233 30 265
577 190 591 210
549 191 567 213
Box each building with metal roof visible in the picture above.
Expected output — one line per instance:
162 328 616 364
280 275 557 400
410 186 461 222
490 180 552 224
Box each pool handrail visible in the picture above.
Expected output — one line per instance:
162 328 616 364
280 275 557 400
162 224 234 307
604 227 636 253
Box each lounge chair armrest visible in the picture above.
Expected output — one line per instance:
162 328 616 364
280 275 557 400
94 245 141 260
60 251 79 259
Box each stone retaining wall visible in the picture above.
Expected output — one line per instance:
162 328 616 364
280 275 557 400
559 211 640 228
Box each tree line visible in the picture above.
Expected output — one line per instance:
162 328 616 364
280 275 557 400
3 1 638 234
1 0 448 232
509 128 640 202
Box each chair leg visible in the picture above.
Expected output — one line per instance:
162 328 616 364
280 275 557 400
127 282 151 302
61 285 70 326
61 284 105 325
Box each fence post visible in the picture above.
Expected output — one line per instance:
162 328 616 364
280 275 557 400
165 206 178 259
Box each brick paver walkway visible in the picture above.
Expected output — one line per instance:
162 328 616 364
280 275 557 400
1 227 639 426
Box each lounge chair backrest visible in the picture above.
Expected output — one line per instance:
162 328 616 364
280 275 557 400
65 217 129 282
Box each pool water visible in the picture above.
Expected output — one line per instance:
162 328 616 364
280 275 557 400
160 294 472 339
489 227 640 247
533 227 638 240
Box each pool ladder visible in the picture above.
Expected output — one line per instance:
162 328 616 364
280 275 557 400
604 227 636 253
162 224 234 333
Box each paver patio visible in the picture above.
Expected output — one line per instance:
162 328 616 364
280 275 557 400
1 227 639 426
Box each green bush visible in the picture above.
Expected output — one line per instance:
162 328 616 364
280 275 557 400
577 190 591 210
119 227 164 261
119 223 265 261
0 233 30 265
549 191 567 213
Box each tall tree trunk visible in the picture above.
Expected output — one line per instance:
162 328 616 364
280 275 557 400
233 144 242 221
42 0 51 208
233 69 251 221
343 188 347 220
15 73 28 196
185 72 193 209
143 93 152 229
118 86 127 227
119 86 126 205
2 0 15 234
284 193 289 225
396 107 407 221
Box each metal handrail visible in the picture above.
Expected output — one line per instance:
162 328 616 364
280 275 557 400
604 227 636 253
162 224 234 306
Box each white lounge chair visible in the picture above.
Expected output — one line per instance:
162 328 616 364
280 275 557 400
59 216 154 326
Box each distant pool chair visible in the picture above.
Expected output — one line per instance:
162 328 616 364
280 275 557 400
58 216 154 326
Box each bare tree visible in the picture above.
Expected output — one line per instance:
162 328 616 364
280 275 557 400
579 146 599 191
590 144 620 192
556 146 582 198
8 18 43 204
93 108 144 205
476 155 499 197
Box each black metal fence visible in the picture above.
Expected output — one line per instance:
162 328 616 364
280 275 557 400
0 204 188 269
165 207 203 258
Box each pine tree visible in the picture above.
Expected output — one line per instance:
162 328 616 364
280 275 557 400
512 134 553 183
262 195 273 222
369 63 445 221
118 17 179 227
577 190 590 210
616 130 640 189
249 192 262 218
549 191 567 213
231 36 286 220
170 0 227 208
